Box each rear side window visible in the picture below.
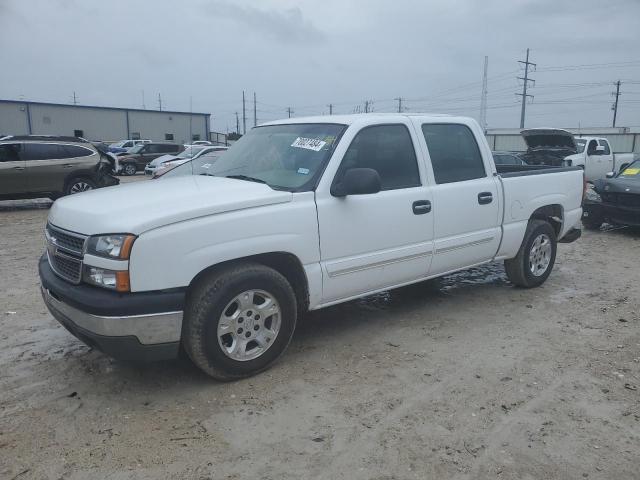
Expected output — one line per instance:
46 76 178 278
62 145 94 158
146 144 162 153
422 124 486 184
0 143 21 162
599 140 611 155
22 143 64 161
162 144 179 153
337 124 420 191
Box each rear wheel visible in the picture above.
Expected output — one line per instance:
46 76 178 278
65 177 95 195
183 263 297 380
123 163 137 176
504 220 557 288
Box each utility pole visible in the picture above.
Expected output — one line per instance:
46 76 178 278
141 90 146 109
253 92 257 127
242 91 246 134
327 103 333 115
364 100 372 113
235 112 240 134
72 91 78 105
394 97 403 113
158 93 162 111
287 107 293 118
189 96 193 143
612 80 621 127
479 56 488 132
516 48 535 128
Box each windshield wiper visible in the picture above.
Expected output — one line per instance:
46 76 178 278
225 174 267 184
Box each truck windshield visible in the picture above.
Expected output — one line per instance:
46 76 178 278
575 139 586 153
200 123 346 191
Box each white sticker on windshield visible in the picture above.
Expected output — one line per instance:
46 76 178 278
297 167 310 175
291 137 326 152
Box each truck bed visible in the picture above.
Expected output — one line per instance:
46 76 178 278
496 164 583 177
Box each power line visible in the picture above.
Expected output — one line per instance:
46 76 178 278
516 48 536 128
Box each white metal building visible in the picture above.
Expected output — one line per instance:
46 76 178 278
0 99 211 144
486 126 640 153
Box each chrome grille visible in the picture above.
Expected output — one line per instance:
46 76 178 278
48 250 82 283
46 223 86 255
46 224 87 284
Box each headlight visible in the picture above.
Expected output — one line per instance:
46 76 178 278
83 266 130 292
585 186 601 202
86 234 136 259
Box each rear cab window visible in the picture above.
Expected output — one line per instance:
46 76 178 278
0 143 22 162
421 124 486 184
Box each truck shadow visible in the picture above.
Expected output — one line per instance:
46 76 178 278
0 198 52 211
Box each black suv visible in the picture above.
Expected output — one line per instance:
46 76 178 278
118 143 183 175
0 135 119 200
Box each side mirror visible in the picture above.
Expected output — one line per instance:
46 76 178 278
331 168 382 197
606 171 615 178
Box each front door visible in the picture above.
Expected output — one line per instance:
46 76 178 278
419 123 501 275
315 123 434 304
0 143 26 195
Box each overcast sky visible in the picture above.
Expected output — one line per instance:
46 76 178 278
1 0 640 132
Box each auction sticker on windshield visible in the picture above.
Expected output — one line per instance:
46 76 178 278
621 167 639 176
291 137 326 152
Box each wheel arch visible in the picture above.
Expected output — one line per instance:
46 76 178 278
530 204 563 238
187 252 310 316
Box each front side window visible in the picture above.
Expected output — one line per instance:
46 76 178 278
201 123 346 191
0 143 21 162
129 145 145 154
422 124 486 184
335 124 420 191
62 145 94 158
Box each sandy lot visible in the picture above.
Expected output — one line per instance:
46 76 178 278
1 179 639 479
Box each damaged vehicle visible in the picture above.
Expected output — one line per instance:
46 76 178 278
582 160 640 229
521 129 628 182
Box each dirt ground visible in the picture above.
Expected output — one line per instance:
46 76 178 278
1 177 639 480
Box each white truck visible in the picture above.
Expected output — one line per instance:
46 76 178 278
521 129 634 182
40 114 584 380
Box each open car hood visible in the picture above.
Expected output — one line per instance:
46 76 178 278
521 128 577 153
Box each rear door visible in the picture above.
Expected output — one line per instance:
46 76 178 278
0 143 26 195
25 143 98 193
599 139 614 174
138 144 164 167
419 122 501 275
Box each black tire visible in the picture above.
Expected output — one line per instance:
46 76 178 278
64 177 96 196
123 163 137 176
183 263 297 381
504 220 557 288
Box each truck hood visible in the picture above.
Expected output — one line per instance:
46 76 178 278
521 128 577 153
48 176 293 235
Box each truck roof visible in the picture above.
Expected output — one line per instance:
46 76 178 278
261 113 465 127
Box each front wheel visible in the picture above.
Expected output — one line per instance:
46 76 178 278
504 220 557 288
123 163 137 176
65 177 95 195
183 263 297 380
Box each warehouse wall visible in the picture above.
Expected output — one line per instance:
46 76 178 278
128 111 207 145
0 101 209 143
0 102 30 136
28 104 127 141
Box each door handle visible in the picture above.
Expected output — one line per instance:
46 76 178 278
412 200 431 215
478 192 493 205
63 164 74 168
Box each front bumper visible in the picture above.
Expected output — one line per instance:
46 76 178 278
583 201 640 227
39 255 183 361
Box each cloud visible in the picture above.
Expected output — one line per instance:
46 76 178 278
202 0 326 44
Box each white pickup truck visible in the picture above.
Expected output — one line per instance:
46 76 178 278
40 114 584 379
521 129 634 182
